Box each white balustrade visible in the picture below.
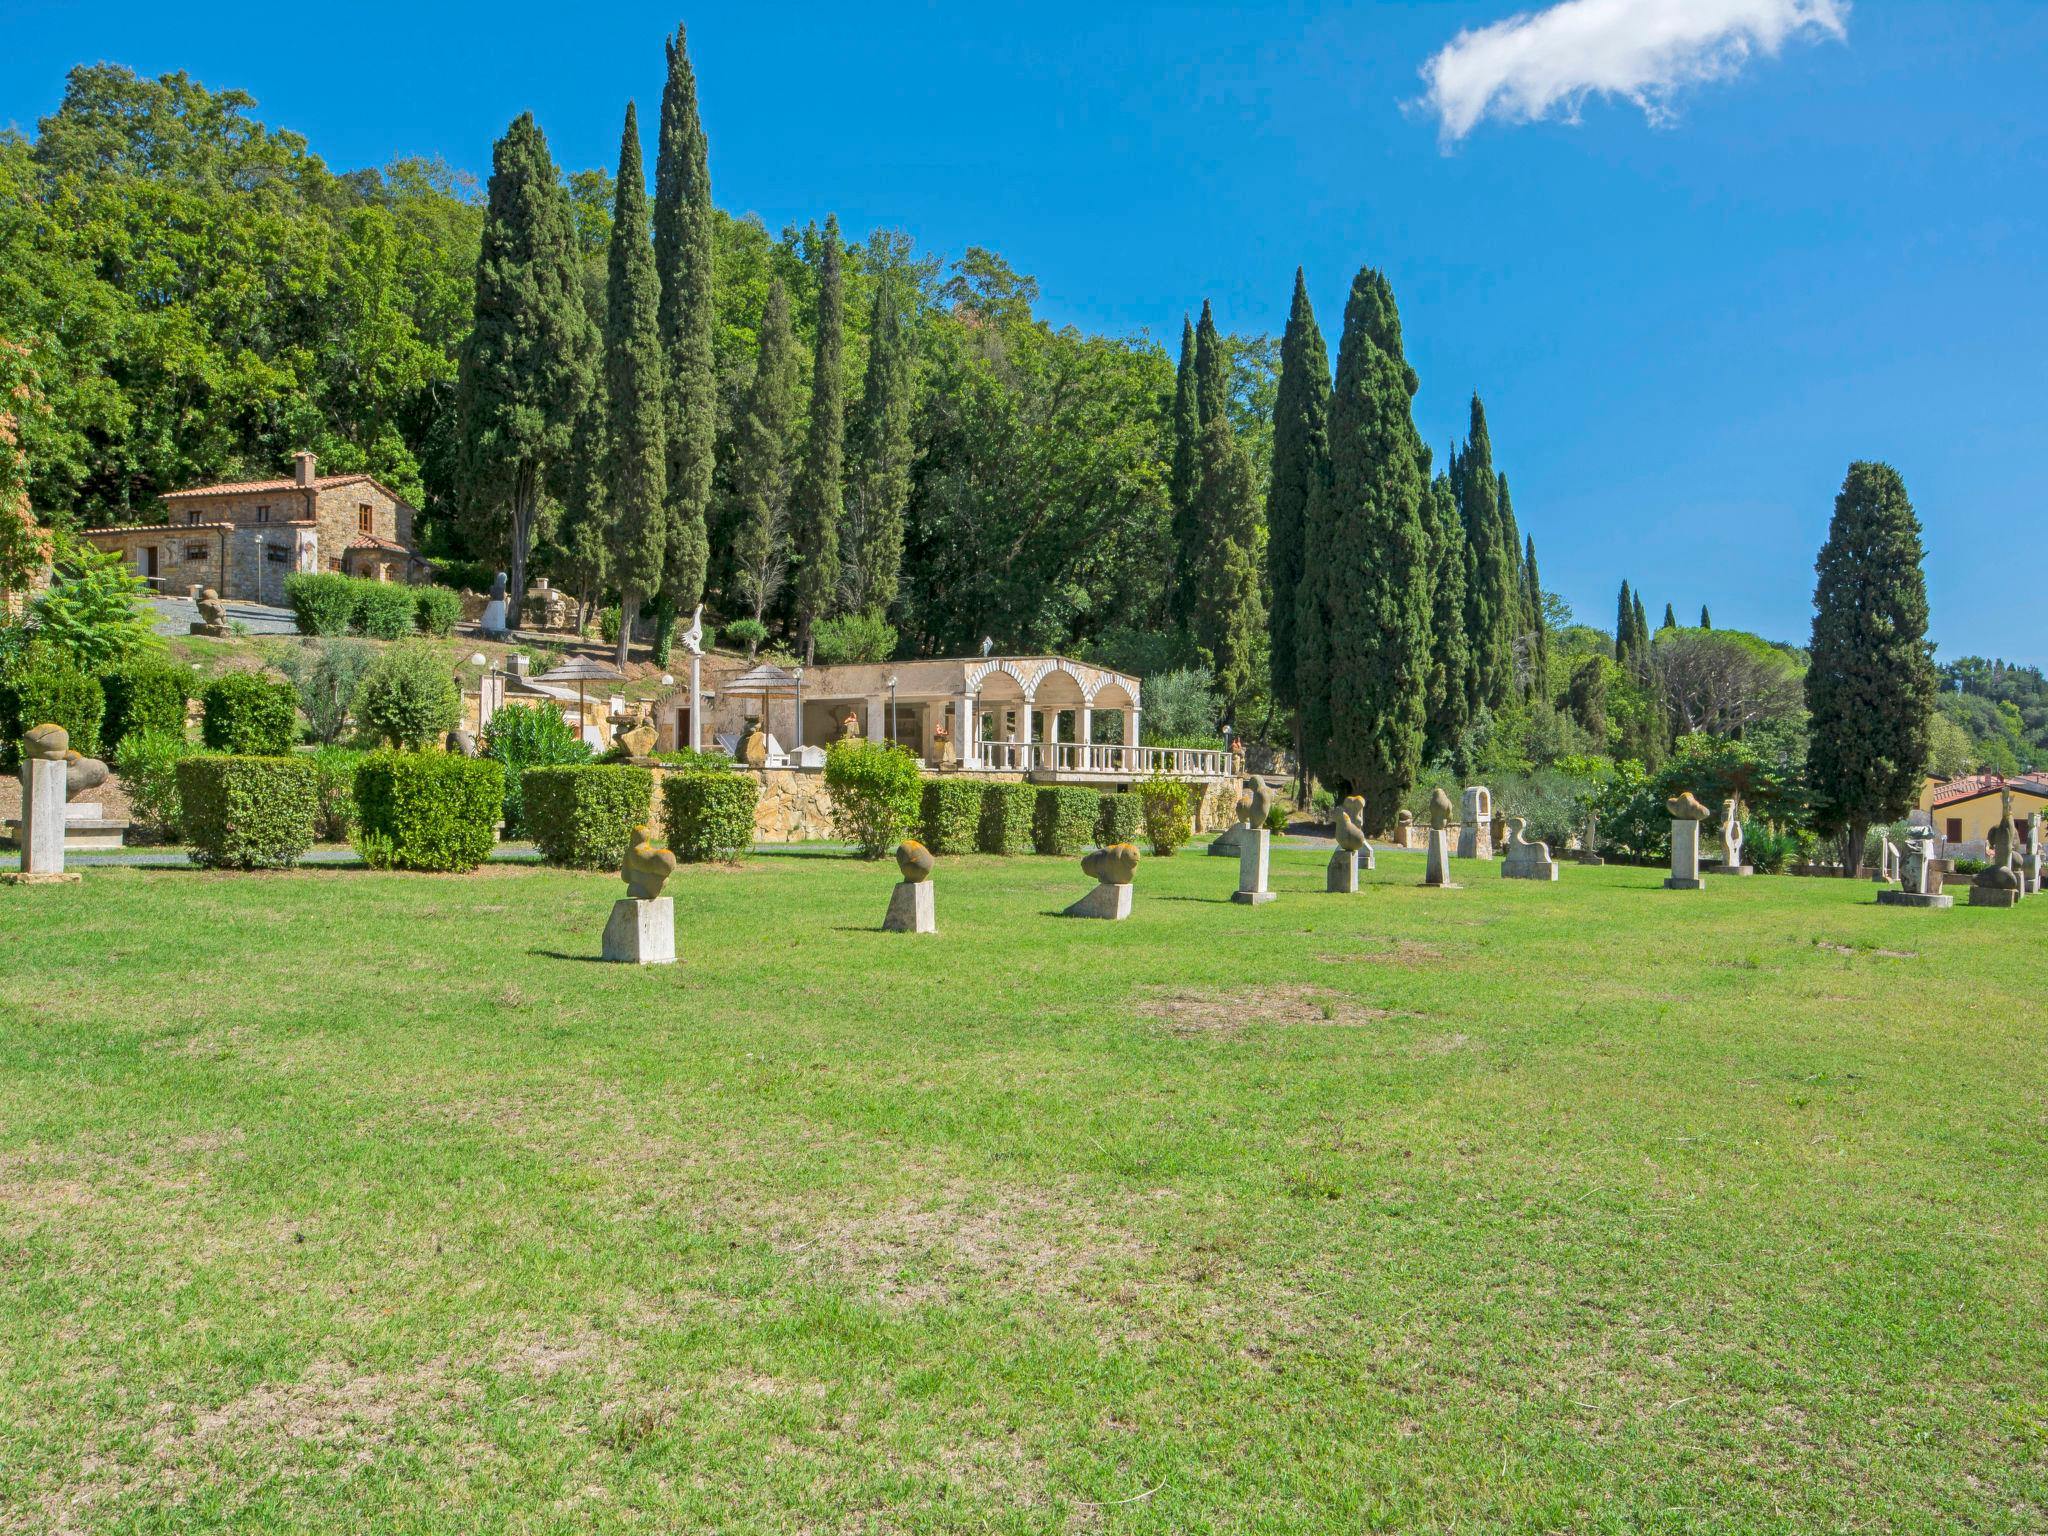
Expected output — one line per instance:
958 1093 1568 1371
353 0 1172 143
962 740 1231 779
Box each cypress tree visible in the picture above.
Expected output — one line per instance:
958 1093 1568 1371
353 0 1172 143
1497 469 1524 690
1193 299 1228 428
1190 411 1265 730
651 24 715 657
1265 269 1330 727
791 214 845 662
842 275 915 615
1460 395 1512 712
457 112 595 632
602 102 668 668
1167 317 1199 627
1523 534 1548 698
1805 461 1936 872
1422 472 1469 761
1300 266 1429 831
558 371 611 630
727 276 800 632
1699 604 1711 629
1615 580 1633 662
1632 592 1649 665
1663 601 1677 630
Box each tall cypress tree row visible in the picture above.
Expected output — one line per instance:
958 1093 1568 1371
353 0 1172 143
1523 534 1548 699
1615 580 1633 662
1167 317 1199 629
558 370 611 630
602 102 668 668
842 275 915 616
1300 266 1429 830
727 276 799 633
1189 409 1265 730
650 23 715 659
1422 471 1470 761
1264 269 1330 736
456 112 595 632
1193 299 1228 428
1632 592 1649 667
1496 470 1524 690
1805 461 1936 871
1460 395 1512 713
790 214 845 662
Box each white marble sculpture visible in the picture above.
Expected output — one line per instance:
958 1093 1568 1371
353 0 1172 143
1500 817 1559 881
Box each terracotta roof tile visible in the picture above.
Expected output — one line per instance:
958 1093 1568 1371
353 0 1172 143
1930 773 2048 807
83 522 235 535
163 474 369 498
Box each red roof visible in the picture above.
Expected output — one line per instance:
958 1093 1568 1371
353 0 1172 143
1930 773 2048 807
165 473 417 510
347 534 423 555
84 521 234 535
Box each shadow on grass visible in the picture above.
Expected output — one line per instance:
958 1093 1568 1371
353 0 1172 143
527 948 609 964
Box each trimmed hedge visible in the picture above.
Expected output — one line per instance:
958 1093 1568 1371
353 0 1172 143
413 585 464 637
824 739 922 859
283 571 358 636
353 751 504 872
0 654 104 768
114 729 205 838
663 770 759 863
522 764 652 870
177 755 317 869
1032 786 1100 856
352 581 418 640
101 659 194 753
200 672 299 754
919 779 983 855
976 782 1037 855
1096 791 1142 848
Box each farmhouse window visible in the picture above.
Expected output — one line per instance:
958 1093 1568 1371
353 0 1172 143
185 544 209 561
358 505 374 532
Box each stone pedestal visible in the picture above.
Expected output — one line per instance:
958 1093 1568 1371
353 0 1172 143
1456 787 1493 859
883 880 936 933
1326 848 1359 893
1501 849 1559 881
1665 819 1705 890
21 758 67 876
1877 890 1953 909
1423 828 1458 888
1968 882 2022 909
602 897 676 964
1064 881 1133 920
1207 823 1247 857
1232 828 1275 905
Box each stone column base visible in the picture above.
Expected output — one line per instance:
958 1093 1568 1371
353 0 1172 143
1064 882 1133 919
1876 891 1952 908
883 880 936 933
0 871 82 887
1664 877 1706 890
1968 885 2022 909
1327 849 1359 893
602 897 676 963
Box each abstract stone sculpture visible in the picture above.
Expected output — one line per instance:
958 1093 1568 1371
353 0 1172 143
1971 791 2025 908
737 716 770 767
1721 796 1752 875
605 824 678 963
480 571 510 637
1875 834 1901 885
5 724 80 885
1210 777 1273 856
1500 817 1559 881
1879 834 1952 908
445 729 479 758
1394 807 1415 849
1066 843 1139 919
23 724 69 761
622 823 677 901
188 588 230 639
1456 786 1492 859
619 722 658 761
1665 791 1710 890
885 839 937 933
1423 787 1458 888
1579 809 1604 865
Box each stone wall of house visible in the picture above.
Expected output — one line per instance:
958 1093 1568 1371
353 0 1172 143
310 483 406 570
86 527 231 595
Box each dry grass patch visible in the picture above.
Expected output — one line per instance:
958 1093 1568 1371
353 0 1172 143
1138 983 1412 1037
1315 937 1446 967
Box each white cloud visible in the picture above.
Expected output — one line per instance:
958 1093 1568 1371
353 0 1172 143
1420 0 1849 144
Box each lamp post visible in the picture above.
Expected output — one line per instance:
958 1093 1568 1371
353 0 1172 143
886 674 899 749
792 666 804 752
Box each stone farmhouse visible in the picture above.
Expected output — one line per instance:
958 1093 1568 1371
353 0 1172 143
82 452 430 604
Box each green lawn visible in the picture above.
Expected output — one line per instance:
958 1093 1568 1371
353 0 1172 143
2 846 2044 1533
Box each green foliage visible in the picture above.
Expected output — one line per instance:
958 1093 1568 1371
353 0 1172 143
1143 667 1219 745
1139 775 1193 856
602 101 669 654
919 778 984 855
791 215 845 658
824 738 922 858
1743 821 1797 875
723 618 769 656
0 648 104 767
431 559 496 596
522 764 652 870
100 659 193 753
412 585 463 637
652 26 714 621
275 638 376 744
1095 791 1142 848
351 581 418 640
976 781 1037 856
350 641 458 749
811 610 897 666
177 755 317 869
1265 269 1330 715
113 728 203 838
352 751 504 872
1265 798 1291 836
662 770 758 863
30 538 157 671
284 572 359 636
843 278 915 613
200 671 298 755
1188 410 1266 728
1032 786 1100 856
482 701 591 837
309 745 366 840
723 278 799 634
1423 474 1470 762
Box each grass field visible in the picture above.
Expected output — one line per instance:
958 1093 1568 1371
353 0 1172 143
2 845 2044 1533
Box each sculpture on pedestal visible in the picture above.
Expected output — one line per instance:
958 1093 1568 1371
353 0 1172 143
1665 791 1709 890
1423 787 1458 888
604 823 678 962
1879 834 1953 908
1720 796 1752 875
1500 816 1559 881
884 839 937 933
1456 786 1492 859
1065 843 1138 919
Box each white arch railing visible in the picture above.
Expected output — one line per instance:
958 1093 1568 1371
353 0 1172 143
971 741 1236 778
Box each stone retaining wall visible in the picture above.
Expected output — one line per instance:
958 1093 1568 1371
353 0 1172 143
745 767 1237 843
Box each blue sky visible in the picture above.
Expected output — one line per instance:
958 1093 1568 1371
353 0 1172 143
5 0 2045 665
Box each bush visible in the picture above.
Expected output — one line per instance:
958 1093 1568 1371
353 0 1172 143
352 751 504 872
811 609 897 665
352 580 419 640
30 537 157 669
114 729 204 838
1032 786 1099 856
413 585 464 637
276 638 377 744
663 771 759 862
598 604 622 646
100 660 193 753
724 617 768 657
976 781 1037 855
646 747 731 771
1140 775 1193 856
310 745 366 840
1745 820 1795 875
351 641 459 749
824 739 922 858
1096 791 1142 847
482 701 591 837
177 755 317 869
920 778 984 854
0 650 105 767
522 764 652 869
1265 797 1291 836
430 557 495 595
200 671 298 755
283 571 358 636
1953 857 1990 877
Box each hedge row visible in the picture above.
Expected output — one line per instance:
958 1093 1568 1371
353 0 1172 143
662 771 759 863
201 672 299 754
0 652 104 767
101 659 194 753
177 755 317 869
976 782 1037 855
283 572 465 640
354 751 504 872
918 779 983 854
523 764 653 870
1031 786 1100 857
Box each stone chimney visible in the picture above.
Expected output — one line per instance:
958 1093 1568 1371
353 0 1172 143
292 450 317 487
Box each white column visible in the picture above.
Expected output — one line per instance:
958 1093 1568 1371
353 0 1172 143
866 695 885 744
688 655 703 753
1127 707 1142 755
1079 706 1094 770
957 695 976 767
